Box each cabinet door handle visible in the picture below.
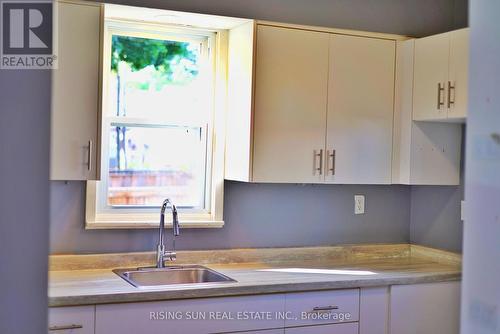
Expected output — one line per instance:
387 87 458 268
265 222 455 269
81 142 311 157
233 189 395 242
87 140 92 171
437 82 445 109
49 324 83 331
447 81 455 108
327 150 336 175
314 149 323 175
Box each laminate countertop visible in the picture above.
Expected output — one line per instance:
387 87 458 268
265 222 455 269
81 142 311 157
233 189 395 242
48 244 461 307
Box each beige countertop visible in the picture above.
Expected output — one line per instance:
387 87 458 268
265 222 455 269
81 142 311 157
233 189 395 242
48 244 461 307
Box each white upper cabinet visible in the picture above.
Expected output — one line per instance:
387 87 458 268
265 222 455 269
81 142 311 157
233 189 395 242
413 28 469 122
325 35 395 184
448 28 469 119
252 25 329 183
393 40 462 185
225 23 397 184
225 21 256 182
413 32 450 121
50 0 103 180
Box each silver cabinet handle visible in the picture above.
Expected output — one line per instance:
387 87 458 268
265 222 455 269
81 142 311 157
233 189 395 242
87 140 92 171
314 149 323 175
326 150 336 175
447 81 455 108
49 324 83 331
437 82 445 109
311 305 339 313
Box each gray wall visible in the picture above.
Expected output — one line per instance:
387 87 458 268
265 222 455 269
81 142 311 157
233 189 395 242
409 127 466 253
50 182 410 253
0 61 50 331
409 185 463 252
105 0 467 37
49 0 468 254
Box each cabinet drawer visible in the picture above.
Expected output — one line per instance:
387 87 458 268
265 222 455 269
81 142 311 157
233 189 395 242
96 294 285 334
48 306 95 334
285 289 359 327
285 323 358 334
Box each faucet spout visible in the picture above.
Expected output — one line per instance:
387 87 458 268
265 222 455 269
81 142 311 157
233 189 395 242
157 198 180 268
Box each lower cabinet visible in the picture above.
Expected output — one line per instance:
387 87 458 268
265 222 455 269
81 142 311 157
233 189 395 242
389 281 461 334
95 294 285 334
48 282 460 334
285 323 358 334
48 306 95 334
359 287 389 334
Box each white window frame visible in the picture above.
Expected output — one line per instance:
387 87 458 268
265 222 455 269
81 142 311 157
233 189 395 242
85 20 227 229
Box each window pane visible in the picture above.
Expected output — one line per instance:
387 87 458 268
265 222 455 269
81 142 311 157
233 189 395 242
105 33 212 210
107 124 207 208
108 35 210 124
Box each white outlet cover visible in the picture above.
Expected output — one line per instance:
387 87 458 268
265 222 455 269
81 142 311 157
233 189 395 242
354 195 365 215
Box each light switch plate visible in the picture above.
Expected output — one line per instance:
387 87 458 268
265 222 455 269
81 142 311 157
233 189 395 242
354 195 365 215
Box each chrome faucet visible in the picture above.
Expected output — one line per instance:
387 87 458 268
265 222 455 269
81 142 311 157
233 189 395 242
156 198 180 268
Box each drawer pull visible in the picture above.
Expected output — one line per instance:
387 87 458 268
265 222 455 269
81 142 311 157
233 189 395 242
447 81 455 108
327 149 336 175
313 149 323 175
49 324 83 331
87 140 92 171
437 82 445 109
312 305 339 312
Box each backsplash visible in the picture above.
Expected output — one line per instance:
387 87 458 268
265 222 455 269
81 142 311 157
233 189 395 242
410 185 463 252
50 181 412 254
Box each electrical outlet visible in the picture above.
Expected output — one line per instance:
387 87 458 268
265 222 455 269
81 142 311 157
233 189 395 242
354 195 365 215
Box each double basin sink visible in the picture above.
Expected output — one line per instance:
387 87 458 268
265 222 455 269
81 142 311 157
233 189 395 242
113 265 236 288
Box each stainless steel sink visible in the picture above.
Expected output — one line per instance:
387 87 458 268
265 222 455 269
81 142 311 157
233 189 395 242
113 265 236 288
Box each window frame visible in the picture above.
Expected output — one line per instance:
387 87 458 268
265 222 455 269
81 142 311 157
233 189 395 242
85 19 226 229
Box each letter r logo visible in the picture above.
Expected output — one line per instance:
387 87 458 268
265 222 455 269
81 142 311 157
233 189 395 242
2 2 52 55
9 8 48 48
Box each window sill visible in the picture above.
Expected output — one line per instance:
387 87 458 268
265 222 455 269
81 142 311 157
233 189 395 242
85 219 224 230
86 182 225 230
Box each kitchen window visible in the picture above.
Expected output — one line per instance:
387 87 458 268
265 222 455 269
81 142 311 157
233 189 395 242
86 21 225 228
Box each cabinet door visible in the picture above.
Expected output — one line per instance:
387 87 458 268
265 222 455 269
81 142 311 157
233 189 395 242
285 323 358 334
413 32 450 121
325 34 395 184
96 294 285 334
389 282 461 334
359 287 389 334
252 25 329 183
447 28 469 120
48 306 95 334
51 1 102 180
